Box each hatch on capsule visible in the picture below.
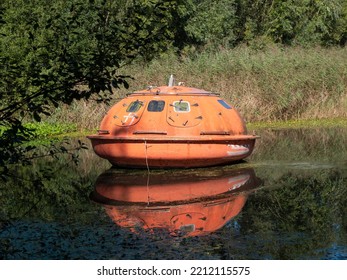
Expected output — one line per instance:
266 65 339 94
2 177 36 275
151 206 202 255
166 98 202 128
112 98 146 127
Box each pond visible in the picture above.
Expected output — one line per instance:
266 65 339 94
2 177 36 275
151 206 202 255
0 126 346 260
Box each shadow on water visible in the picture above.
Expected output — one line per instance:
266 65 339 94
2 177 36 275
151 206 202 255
0 126 346 259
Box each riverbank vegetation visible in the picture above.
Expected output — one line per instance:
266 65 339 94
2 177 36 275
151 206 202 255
48 46 347 131
1 0 347 172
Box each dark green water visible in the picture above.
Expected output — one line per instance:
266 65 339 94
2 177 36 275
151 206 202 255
0 126 346 260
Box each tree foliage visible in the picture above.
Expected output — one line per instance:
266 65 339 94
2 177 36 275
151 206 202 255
0 0 191 173
185 0 347 48
0 0 187 120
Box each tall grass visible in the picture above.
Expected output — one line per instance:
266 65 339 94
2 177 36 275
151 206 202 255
47 46 347 129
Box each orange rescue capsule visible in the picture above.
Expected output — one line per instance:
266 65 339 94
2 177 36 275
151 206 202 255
87 76 259 168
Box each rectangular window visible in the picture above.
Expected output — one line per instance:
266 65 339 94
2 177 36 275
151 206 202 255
126 100 144 112
147 100 165 112
218 99 232 109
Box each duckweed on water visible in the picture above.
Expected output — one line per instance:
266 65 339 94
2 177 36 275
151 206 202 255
24 122 78 138
0 122 77 139
16 117 347 141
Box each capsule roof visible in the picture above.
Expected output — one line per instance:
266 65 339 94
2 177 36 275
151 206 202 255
132 85 215 95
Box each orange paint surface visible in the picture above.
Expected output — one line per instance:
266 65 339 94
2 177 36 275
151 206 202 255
90 168 262 236
87 84 259 168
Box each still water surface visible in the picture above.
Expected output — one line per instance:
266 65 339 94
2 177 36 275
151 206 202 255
0 126 346 259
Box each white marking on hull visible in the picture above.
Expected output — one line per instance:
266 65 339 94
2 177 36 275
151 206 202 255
226 144 250 156
122 113 137 125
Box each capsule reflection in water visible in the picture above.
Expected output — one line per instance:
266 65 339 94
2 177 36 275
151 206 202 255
90 167 262 236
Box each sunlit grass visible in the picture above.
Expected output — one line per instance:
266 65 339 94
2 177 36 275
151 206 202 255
39 45 347 130
248 117 347 130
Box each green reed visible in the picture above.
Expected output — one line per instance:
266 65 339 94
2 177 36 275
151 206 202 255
45 45 347 130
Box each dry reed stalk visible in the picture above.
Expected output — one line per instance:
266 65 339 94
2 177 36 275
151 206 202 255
46 46 347 129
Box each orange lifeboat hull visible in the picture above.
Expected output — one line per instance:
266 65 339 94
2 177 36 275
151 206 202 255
88 135 257 168
87 84 259 168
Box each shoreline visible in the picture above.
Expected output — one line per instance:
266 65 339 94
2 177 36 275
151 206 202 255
24 117 347 141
